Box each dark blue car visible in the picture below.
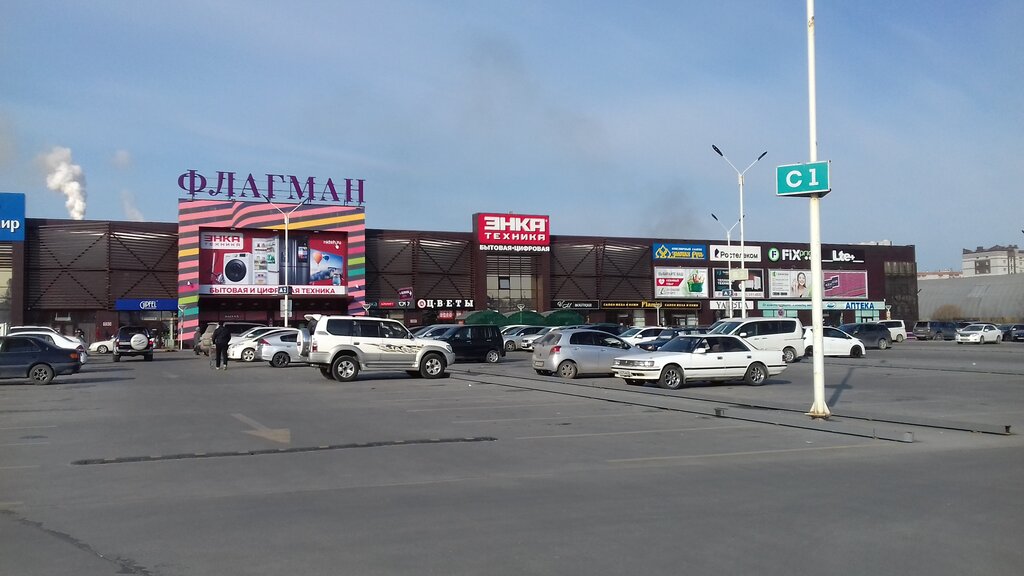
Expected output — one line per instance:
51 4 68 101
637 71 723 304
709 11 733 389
0 335 83 385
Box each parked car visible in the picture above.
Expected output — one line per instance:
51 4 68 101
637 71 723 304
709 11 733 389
198 322 266 355
425 324 505 363
302 315 454 381
876 320 907 343
0 335 83 384
229 328 297 361
579 323 628 335
619 326 670 346
258 330 304 367
500 324 530 336
999 324 1024 341
88 337 116 354
912 321 958 341
417 324 461 339
503 325 548 351
531 329 636 379
707 317 805 363
519 327 555 351
803 327 866 358
12 330 89 364
612 334 788 389
838 323 892 350
113 326 155 362
1014 326 1024 342
7 326 84 346
955 323 1002 344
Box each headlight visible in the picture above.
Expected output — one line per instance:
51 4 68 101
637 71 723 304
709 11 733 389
640 360 655 368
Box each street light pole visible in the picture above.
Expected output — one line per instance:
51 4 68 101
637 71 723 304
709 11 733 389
712 145 767 318
712 213 739 318
265 197 309 327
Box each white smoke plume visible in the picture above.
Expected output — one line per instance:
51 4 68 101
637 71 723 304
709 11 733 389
120 189 145 222
42 146 87 220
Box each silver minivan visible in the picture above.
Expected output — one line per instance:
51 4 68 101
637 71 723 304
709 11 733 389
708 317 804 363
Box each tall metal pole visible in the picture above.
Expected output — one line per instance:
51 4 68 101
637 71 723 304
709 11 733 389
713 146 767 320
265 198 308 328
806 0 830 418
712 213 738 318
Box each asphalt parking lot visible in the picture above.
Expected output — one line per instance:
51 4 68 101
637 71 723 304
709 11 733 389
1 340 1022 576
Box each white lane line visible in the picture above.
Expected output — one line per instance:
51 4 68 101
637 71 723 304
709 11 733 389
0 425 57 431
0 465 40 470
608 442 881 464
456 412 665 424
408 401 589 413
0 442 50 447
516 424 754 440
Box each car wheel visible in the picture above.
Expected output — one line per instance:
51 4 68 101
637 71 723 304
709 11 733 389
271 352 290 368
995 335 1002 343
877 338 889 350
30 364 55 385
933 332 943 341
782 347 797 363
850 346 863 358
420 353 446 379
485 349 501 363
624 379 643 386
658 365 684 390
97 344 109 354
556 360 578 379
332 356 360 382
804 346 813 356
504 341 516 352
744 362 768 386
896 334 905 343
112 354 120 363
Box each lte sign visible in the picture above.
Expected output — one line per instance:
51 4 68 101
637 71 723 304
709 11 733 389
776 161 831 197
0 193 26 241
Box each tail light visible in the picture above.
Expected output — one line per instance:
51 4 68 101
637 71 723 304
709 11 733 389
550 345 561 354
311 338 318 352
70 352 80 360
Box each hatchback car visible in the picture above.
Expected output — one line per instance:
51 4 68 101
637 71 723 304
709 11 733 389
838 323 892 350
955 323 1002 344
258 329 303 367
531 329 635 379
230 328 297 361
912 321 958 341
0 335 83 385
803 327 866 358
612 334 787 389
503 325 548 351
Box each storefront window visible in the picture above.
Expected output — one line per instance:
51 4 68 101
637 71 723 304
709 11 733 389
486 255 535 312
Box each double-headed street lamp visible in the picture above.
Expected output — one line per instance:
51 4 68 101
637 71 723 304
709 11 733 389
712 145 767 319
711 213 740 318
265 196 310 327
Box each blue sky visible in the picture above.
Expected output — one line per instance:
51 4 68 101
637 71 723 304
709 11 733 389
1 1 1021 272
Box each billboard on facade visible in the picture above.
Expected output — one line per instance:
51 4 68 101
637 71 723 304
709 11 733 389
654 267 708 299
712 267 765 299
0 192 25 241
768 269 867 299
197 228 348 295
709 244 761 262
652 243 706 261
474 213 550 252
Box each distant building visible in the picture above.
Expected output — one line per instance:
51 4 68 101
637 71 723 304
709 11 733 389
961 245 1021 277
918 269 962 280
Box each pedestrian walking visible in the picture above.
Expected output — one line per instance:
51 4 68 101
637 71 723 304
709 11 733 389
212 324 231 370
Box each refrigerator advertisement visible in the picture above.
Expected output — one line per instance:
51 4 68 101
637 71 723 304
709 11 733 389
768 269 867 299
654 267 708 299
198 228 348 295
712 268 765 299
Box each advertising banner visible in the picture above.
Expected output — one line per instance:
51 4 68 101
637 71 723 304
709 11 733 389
768 269 867 299
550 300 599 309
474 213 550 252
709 244 761 262
652 243 707 261
197 228 347 295
654 267 708 299
0 192 25 241
712 268 765 299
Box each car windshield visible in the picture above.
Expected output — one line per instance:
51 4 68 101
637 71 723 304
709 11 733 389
422 326 453 338
961 324 983 332
618 328 641 337
656 337 705 353
708 321 742 334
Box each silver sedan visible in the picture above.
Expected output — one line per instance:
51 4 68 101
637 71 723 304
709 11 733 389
256 329 303 367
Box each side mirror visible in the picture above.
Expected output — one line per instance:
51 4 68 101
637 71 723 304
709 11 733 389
738 332 748 338
694 348 707 355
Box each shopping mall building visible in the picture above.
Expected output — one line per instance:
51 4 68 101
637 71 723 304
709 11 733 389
0 185 919 345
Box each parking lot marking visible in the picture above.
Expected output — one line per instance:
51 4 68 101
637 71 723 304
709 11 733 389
0 465 40 470
408 401 589 413
0 425 57 431
608 442 880 464
0 441 49 447
455 412 664 424
515 424 755 440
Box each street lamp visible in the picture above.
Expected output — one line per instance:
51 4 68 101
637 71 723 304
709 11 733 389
264 196 310 327
711 213 740 318
712 145 767 318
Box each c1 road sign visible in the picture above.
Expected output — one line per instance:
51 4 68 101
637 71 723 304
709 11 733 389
776 161 831 197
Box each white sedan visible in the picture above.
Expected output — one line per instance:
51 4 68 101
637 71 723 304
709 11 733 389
88 337 116 354
228 328 298 361
612 334 787 389
956 323 1002 344
802 327 866 358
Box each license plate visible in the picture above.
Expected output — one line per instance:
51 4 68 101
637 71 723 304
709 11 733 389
533 361 544 368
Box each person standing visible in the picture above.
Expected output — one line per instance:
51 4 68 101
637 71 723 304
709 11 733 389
212 324 231 370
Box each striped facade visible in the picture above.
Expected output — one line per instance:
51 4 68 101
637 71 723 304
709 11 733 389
176 199 365 337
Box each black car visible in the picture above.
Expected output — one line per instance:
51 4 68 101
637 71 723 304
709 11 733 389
113 326 155 362
428 324 505 363
0 335 83 384
839 323 892 350
1000 324 1024 341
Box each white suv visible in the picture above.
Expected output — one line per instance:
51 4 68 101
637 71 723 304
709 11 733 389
302 315 455 382
876 320 907 343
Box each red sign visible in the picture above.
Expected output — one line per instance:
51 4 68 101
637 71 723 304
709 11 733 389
475 213 550 251
437 310 455 320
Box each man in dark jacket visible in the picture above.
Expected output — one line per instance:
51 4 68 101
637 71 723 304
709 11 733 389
212 324 231 370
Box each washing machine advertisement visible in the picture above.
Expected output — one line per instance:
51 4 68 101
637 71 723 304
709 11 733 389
197 229 348 295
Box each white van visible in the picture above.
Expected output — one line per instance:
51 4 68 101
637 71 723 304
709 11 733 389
876 319 907 343
708 317 805 363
